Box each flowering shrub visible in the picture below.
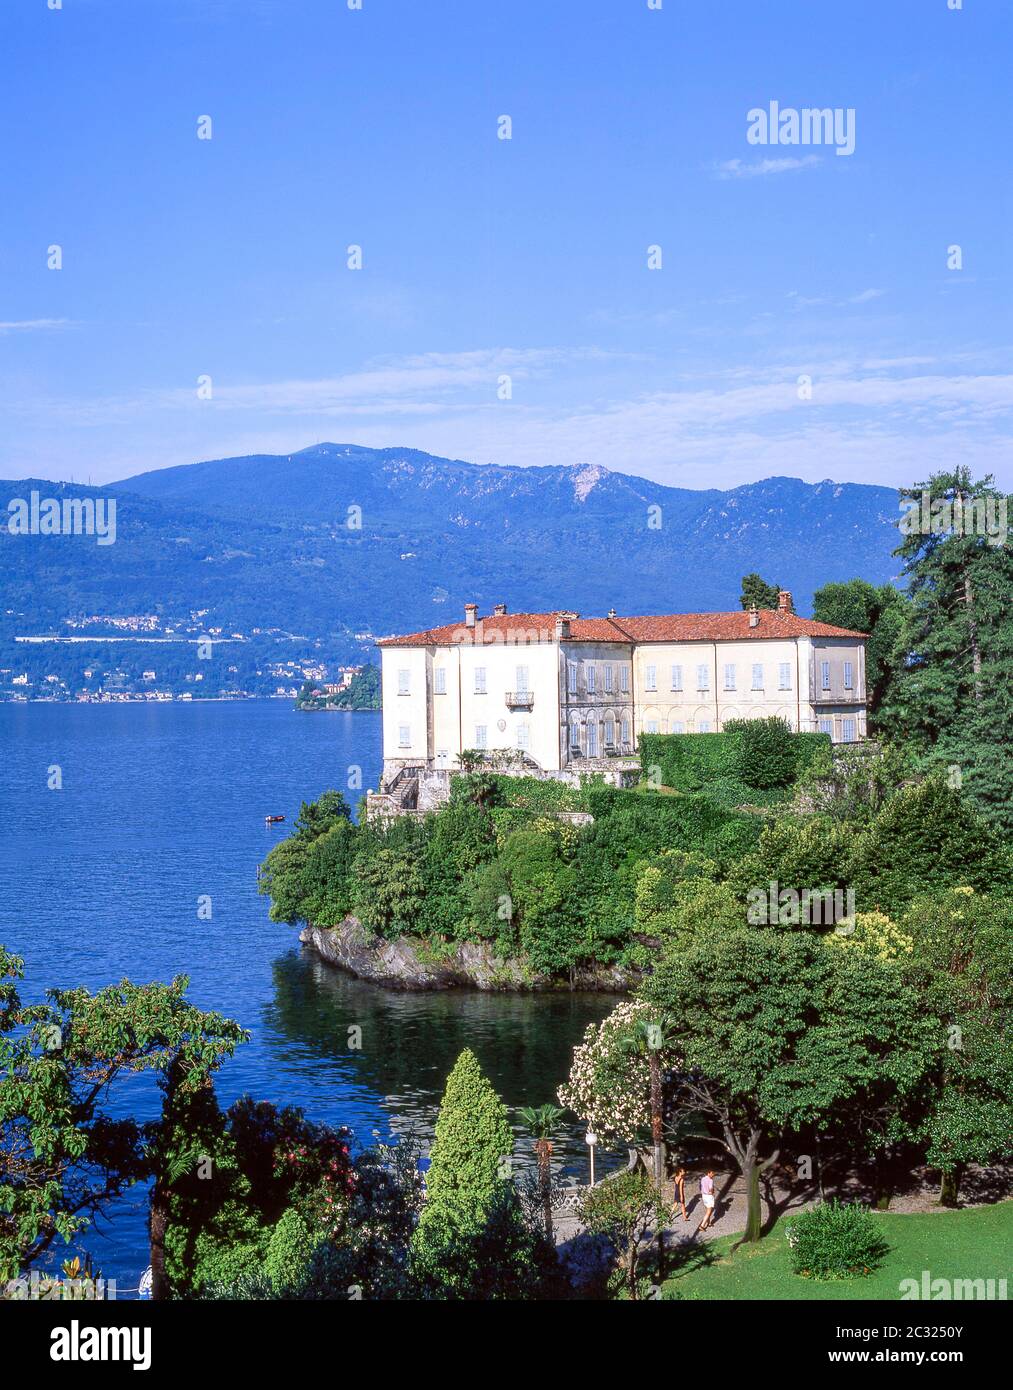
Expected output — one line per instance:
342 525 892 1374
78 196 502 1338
558 1000 668 1142
227 1096 356 1236
828 910 914 960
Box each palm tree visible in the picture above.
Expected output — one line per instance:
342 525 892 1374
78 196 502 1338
620 1016 676 1190
517 1103 566 1239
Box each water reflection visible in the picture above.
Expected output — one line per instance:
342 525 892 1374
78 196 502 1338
260 946 619 1176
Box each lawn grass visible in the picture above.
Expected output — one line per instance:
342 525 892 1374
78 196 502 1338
661 1201 1013 1300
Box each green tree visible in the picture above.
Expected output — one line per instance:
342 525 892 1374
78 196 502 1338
724 716 797 789
150 1066 262 1298
296 819 359 926
878 467 1013 831
499 828 582 974
728 816 853 918
517 1104 565 1239
578 1170 668 1300
294 790 352 840
640 930 934 1245
849 775 1011 917
620 1016 678 1188
739 573 783 611
812 578 908 715
351 845 425 938
901 889 1013 1205
257 836 311 923
412 1048 536 1299
0 948 247 1289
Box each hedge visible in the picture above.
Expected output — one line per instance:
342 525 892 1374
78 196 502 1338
640 731 742 793
640 724 831 797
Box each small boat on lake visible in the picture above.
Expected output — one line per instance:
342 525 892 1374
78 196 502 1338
264 814 285 824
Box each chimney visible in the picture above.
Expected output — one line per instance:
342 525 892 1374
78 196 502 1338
749 603 759 629
464 603 477 629
554 610 578 640
607 607 617 620
493 603 507 617
777 590 792 613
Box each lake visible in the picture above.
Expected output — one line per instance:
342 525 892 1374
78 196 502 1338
0 700 615 1291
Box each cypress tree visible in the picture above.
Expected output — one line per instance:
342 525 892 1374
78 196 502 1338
413 1048 543 1298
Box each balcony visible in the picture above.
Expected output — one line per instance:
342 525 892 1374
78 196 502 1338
505 690 534 709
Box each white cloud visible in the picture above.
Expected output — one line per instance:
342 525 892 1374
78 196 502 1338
5 348 1012 492
713 155 822 179
0 319 76 334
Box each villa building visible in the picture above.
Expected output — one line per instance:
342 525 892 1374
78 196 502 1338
375 594 867 798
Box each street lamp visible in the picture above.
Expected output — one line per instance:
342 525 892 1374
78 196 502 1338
585 1130 598 1187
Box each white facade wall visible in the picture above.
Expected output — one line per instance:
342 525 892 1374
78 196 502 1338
384 638 563 769
382 630 868 766
456 640 561 768
380 646 431 761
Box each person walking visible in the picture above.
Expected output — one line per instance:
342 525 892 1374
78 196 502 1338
698 1170 717 1232
671 1167 689 1222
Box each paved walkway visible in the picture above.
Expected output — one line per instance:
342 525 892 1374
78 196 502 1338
553 1170 821 1287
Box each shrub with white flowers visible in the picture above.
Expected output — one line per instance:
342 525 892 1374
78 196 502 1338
558 999 673 1143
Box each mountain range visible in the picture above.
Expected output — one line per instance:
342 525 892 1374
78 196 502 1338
2 445 906 654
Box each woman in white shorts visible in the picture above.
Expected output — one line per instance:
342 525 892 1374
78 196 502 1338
698 1170 717 1231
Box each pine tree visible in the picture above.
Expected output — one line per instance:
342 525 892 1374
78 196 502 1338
879 467 1013 831
739 573 782 610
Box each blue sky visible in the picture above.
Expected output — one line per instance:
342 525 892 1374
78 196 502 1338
2 0 1010 489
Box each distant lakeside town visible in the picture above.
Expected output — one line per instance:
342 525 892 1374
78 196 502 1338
0 607 380 707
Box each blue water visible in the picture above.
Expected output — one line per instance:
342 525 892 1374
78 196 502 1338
0 701 612 1289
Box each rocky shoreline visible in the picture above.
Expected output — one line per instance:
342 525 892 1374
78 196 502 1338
299 916 636 993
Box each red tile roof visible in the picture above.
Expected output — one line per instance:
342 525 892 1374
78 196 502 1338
377 609 867 646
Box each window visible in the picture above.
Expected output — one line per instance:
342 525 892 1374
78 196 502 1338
778 663 791 691
570 719 581 749
474 667 487 694
697 664 710 691
604 664 614 693
515 665 529 694
645 718 659 735
821 660 831 691
843 660 853 690
819 718 833 735
751 663 763 690
842 718 856 743
671 664 683 692
724 663 736 691
398 724 411 748
587 720 599 756
434 667 446 695
586 665 596 694
397 669 410 695
621 716 630 745
604 715 615 746
568 662 577 695
645 664 657 692
671 720 684 734
474 725 488 749
620 665 629 693
698 719 711 733
516 723 529 751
